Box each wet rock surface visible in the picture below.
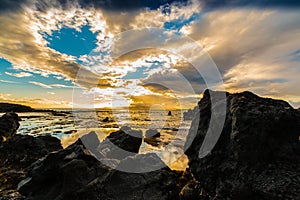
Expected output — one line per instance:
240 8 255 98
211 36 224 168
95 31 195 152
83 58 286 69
185 90 300 199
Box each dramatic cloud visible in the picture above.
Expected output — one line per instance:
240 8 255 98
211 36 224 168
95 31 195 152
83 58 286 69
180 9 300 104
1 0 300 108
198 0 300 9
0 6 109 89
2 0 300 14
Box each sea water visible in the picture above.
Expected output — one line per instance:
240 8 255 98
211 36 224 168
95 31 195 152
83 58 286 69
15 110 192 170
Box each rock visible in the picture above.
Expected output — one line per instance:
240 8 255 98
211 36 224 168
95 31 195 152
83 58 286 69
179 180 204 200
185 90 300 199
168 111 172 116
0 114 62 199
64 130 77 134
0 103 34 113
99 154 180 200
145 129 160 138
51 111 67 116
144 137 161 147
18 141 111 200
98 129 143 160
0 191 25 200
183 107 199 121
0 112 20 141
144 129 161 147
19 134 181 200
102 117 109 122
0 135 62 169
0 111 61 197
177 169 210 200
120 126 131 132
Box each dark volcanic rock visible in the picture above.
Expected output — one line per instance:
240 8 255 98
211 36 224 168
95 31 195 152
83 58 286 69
0 112 20 141
145 129 160 138
0 112 62 199
183 109 193 121
0 103 34 113
183 107 199 121
19 132 181 200
82 154 180 200
102 117 109 122
0 135 62 170
178 169 209 200
144 137 161 147
97 128 143 160
185 90 300 199
0 135 62 198
144 129 161 147
18 140 110 200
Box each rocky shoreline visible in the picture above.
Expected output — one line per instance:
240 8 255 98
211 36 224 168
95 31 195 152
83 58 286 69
0 90 299 200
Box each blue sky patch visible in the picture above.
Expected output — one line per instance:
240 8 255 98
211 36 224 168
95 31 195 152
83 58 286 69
0 58 73 91
45 25 98 57
0 58 12 73
164 13 202 31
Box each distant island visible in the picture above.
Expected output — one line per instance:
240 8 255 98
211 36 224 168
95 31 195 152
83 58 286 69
0 103 70 117
0 103 35 112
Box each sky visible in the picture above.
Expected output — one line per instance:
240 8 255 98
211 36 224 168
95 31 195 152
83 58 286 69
0 0 300 109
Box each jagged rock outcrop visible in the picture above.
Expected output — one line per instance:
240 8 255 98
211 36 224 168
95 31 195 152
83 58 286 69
183 107 199 121
98 128 143 160
0 112 62 199
185 90 300 199
18 131 181 200
0 112 20 141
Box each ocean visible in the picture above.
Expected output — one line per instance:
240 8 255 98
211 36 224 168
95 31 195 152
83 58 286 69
15 110 193 170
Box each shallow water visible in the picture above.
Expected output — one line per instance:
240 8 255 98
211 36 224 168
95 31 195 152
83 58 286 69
15 110 192 170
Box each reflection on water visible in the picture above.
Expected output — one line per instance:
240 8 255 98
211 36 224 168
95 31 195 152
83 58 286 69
17 110 192 170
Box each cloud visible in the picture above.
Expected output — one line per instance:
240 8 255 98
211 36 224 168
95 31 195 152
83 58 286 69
0 79 19 84
29 81 52 89
5 71 32 77
0 0 201 92
185 9 300 70
50 84 77 88
179 9 300 99
0 6 108 89
129 93 199 110
198 0 300 9
29 81 78 89
0 0 30 13
1 1 300 109
0 0 190 13
2 0 300 15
